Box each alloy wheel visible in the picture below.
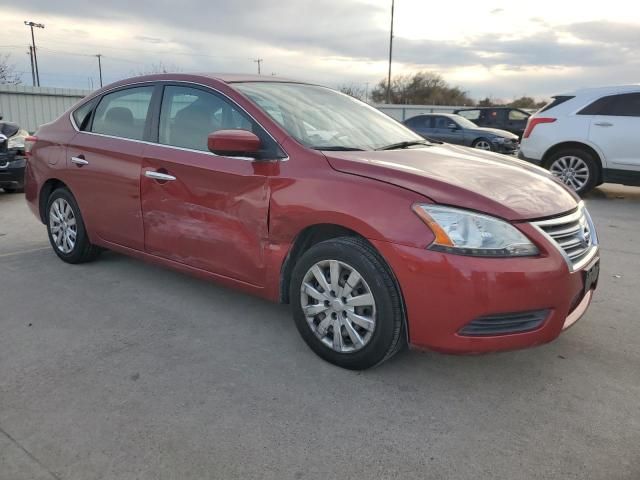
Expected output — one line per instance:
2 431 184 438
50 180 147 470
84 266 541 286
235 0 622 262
474 140 491 150
550 156 590 191
49 198 77 254
300 259 376 353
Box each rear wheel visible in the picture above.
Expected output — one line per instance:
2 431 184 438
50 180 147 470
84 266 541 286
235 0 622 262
472 138 492 151
46 188 101 264
290 236 405 370
547 148 598 195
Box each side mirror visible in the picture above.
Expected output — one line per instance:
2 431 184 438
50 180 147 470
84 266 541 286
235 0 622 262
207 129 261 158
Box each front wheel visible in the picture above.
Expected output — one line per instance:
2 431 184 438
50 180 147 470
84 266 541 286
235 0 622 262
46 188 101 264
290 236 405 370
472 138 493 151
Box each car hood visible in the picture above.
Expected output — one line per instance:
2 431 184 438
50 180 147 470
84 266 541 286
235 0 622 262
467 127 518 139
324 143 579 221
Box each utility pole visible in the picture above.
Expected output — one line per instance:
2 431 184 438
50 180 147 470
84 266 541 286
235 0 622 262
254 58 263 75
27 46 36 86
24 21 45 87
96 54 103 88
386 0 395 104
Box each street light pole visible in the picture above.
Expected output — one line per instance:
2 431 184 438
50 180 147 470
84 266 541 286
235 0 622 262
24 21 44 87
96 54 103 88
386 0 395 104
27 46 36 86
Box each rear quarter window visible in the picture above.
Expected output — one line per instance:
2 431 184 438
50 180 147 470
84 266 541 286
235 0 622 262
72 98 99 131
456 110 480 121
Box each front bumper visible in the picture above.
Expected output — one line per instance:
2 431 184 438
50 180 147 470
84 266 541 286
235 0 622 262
370 231 598 354
493 141 519 154
0 153 26 188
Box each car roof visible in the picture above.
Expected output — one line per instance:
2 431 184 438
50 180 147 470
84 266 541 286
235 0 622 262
414 113 458 118
455 107 521 111
558 84 640 96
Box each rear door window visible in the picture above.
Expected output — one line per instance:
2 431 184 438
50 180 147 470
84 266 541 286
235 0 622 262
579 93 640 117
91 86 154 140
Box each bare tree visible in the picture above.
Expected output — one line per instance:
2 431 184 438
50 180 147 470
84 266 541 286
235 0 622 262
0 54 22 85
507 96 548 109
135 62 182 75
371 71 474 106
338 83 367 101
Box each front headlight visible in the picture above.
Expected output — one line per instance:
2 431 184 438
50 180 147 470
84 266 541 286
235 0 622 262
491 137 506 143
412 204 539 257
7 136 25 150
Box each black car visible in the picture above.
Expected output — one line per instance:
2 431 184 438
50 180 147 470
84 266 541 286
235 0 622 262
453 107 531 138
0 120 28 193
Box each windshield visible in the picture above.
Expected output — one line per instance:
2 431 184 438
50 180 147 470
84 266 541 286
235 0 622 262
233 82 426 151
450 116 478 129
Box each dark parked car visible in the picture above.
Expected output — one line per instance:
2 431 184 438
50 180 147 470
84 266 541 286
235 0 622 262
454 107 531 138
0 119 29 193
403 113 519 154
25 74 599 370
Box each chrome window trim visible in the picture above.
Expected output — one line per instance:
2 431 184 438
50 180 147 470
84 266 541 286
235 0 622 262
531 201 599 272
68 79 289 162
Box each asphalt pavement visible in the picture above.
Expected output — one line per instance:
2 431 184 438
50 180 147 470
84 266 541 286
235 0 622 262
1 185 638 480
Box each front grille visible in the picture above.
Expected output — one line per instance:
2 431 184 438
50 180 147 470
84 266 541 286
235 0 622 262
532 205 597 270
459 310 549 336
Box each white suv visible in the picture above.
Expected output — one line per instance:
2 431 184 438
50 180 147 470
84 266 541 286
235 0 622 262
519 85 640 195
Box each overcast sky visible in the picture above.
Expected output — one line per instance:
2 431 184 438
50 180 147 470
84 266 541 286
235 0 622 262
1 0 639 100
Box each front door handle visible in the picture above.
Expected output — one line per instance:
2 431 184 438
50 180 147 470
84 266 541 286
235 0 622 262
145 170 176 181
594 122 613 127
71 155 89 166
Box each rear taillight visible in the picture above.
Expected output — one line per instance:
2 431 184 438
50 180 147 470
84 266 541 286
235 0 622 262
523 117 556 139
25 136 37 157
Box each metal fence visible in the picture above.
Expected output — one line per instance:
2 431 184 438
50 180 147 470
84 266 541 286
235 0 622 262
375 104 465 121
1 84 466 132
0 85 92 132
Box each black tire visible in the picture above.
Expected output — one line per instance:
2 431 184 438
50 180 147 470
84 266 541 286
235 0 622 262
45 187 101 264
545 148 599 196
3 187 24 193
472 138 493 151
290 236 405 370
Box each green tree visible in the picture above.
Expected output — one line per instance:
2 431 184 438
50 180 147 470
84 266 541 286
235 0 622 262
371 71 474 106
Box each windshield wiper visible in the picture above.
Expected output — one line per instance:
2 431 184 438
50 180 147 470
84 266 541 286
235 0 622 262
376 140 431 151
312 146 365 151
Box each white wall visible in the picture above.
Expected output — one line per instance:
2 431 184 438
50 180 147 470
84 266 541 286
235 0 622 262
0 85 92 132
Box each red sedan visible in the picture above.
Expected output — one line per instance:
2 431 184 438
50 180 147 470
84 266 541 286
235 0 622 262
24 74 600 369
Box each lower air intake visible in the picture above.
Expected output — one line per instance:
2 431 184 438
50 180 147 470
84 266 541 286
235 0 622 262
458 310 549 336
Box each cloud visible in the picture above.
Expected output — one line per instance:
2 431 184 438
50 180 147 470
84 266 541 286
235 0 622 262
2 1 640 98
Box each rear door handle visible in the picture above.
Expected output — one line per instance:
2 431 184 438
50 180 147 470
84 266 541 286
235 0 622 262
145 170 176 181
594 122 613 127
71 155 89 166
